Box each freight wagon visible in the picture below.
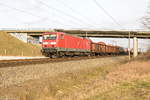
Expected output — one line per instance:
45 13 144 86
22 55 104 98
91 42 119 55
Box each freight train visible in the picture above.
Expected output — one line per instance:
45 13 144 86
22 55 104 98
41 32 127 58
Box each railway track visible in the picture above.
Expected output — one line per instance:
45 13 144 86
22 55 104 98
0 55 117 68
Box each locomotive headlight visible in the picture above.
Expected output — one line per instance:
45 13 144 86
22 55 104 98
43 42 48 45
50 42 56 45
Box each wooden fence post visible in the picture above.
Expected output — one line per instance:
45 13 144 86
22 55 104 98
5 49 7 56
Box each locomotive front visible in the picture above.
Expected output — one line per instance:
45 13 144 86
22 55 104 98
41 32 58 57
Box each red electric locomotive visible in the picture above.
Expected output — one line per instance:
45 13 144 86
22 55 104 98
41 32 91 58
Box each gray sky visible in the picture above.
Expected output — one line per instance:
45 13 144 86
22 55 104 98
0 0 150 51
0 0 149 30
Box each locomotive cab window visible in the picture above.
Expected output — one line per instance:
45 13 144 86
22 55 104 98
60 34 64 40
43 34 57 40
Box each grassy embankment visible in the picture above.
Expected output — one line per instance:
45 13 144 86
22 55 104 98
0 31 42 56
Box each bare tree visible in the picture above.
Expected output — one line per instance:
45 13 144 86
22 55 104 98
142 16 150 29
141 5 150 53
142 5 150 29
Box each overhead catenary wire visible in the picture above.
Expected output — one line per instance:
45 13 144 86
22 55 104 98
93 0 134 60
93 0 124 29
0 2 43 18
29 0 84 28
38 0 90 27
0 2 51 29
0 2 75 29
55 0 96 28
0 0 124 30
24 17 77 28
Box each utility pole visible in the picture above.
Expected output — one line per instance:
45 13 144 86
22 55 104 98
133 37 138 58
86 32 88 38
128 31 131 60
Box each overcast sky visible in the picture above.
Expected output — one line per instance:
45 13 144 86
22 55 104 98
0 0 150 51
0 0 149 30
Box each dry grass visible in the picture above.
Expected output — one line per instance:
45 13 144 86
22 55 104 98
0 56 127 100
0 56 150 100
87 61 150 100
0 31 42 56
88 81 150 100
0 64 121 100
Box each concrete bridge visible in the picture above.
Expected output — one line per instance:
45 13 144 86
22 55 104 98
4 29 150 38
56 29 150 38
3 29 150 58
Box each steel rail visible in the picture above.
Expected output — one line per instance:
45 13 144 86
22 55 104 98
0 55 115 68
